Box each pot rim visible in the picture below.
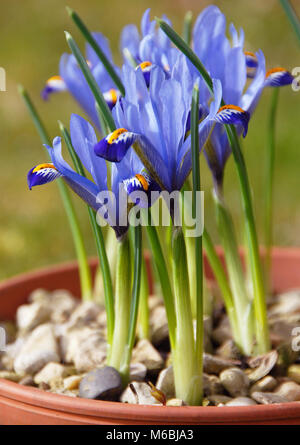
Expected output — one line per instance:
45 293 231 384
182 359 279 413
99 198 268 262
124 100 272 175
1 378 300 423
1 246 300 423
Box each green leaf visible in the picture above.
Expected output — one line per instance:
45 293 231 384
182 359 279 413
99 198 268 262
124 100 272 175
19 85 92 301
190 82 203 367
157 18 270 353
144 209 176 349
172 227 201 405
155 18 213 94
65 31 116 132
279 0 300 45
264 88 280 294
59 120 115 343
66 7 125 95
126 224 143 355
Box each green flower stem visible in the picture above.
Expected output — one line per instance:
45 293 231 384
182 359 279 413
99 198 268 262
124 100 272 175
214 188 254 355
279 0 300 45
59 121 115 344
108 234 131 378
264 88 280 295
191 83 203 383
123 225 143 380
58 186 93 302
19 85 92 301
172 227 201 405
105 227 118 284
144 209 176 350
93 227 118 305
202 229 239 340
181 185 201 319
185 236 213 320
156 18 270 353
65 31 115 132
182 11 193 45
67 7 125 96
185 235 197 318
225 128 270 353
138 256 150 340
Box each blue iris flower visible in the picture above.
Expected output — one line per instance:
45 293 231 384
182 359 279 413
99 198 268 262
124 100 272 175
27 114 158 239
94 58 224 197
120 8 178 75
42 10 178 126
190 5 294 184
42 33 121 128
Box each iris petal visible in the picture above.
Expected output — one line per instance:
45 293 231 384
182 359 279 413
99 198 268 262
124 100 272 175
135 61 153 87
41 75 66 101
60 54 99 127
240 50 266 116
70 114 107 191
265 67 294 87
27 163 61 189
120 24 140 62
176 79 223 190
94 128 138 162
85 32 113 69
123 173 161 208
245 51 258 69
103 88 119 110
214 104 250 137
46 137 107 216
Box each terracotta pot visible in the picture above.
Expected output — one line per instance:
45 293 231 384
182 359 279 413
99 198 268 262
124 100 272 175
1 248 300 425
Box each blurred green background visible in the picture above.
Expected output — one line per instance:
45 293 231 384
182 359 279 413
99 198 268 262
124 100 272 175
0 0 299 279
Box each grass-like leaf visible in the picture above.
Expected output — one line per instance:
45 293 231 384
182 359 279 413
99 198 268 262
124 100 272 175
65 31 116 132
279 0 300 45
264 89 280 293
19 85 92 301
59 121 115 343
156 18 270 353
190 82 203 372
126 224 143 357
66 7 125 95
145 209 176 349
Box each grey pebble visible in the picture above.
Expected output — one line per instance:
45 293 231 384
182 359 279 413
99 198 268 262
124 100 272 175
79 366 122 401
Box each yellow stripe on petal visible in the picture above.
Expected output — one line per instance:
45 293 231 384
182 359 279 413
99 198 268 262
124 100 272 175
266 67 286 78
109 89 118 104
139 61 152 71
218 104 246 114
135 174 149 191
244 51 256 58
32 163 57 173
47 75 63 84
107 128 128 144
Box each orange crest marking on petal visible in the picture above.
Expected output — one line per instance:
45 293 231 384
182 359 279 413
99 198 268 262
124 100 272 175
109 89 118 104
244 51 256 58
107 128 128 144
218 104 246 114
139 61 152 70
32 163 57 173
266 67 286 78
135 174 149 191
47 75 63 83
